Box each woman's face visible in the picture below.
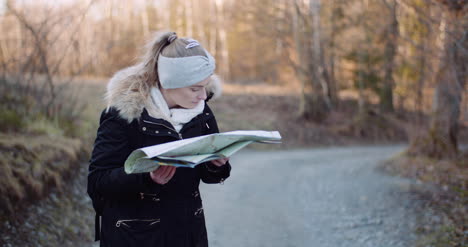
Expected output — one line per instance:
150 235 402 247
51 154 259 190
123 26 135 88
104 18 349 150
162 77 209 109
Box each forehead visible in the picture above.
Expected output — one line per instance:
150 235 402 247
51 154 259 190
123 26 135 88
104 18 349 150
192 77 210 87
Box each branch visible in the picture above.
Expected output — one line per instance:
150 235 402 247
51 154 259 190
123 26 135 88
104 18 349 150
50 1 96 76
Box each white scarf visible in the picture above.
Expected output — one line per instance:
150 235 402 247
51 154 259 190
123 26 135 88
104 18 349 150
150 87 205 132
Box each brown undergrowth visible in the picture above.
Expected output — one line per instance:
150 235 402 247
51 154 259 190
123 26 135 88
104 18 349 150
211 92 409 149
0 133 87 219
382 152 467 246
0 77 103 218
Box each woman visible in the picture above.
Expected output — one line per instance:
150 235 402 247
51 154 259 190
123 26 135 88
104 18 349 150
87 31 231 247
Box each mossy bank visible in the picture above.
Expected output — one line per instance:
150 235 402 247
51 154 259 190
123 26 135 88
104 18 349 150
0 133 88 218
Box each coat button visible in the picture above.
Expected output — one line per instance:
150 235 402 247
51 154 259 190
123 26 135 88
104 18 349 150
142 127 146 131
168 131 171 134
206 113 209 115
155 130 159 134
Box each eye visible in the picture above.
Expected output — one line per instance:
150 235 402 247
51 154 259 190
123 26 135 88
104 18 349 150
191 88 201 92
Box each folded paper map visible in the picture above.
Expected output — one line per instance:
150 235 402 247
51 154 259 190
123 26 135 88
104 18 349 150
124 130 281 174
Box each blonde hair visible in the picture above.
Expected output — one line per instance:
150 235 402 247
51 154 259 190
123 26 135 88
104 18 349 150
161 38 208 58
137 31 209 91
112 30 209 96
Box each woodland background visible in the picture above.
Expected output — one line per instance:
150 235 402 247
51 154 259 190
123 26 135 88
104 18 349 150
0 0 466 245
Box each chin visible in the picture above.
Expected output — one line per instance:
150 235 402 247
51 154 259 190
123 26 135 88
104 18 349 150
180 103 197 109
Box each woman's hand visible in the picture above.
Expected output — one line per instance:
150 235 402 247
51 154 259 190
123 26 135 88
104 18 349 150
150 166 176 185
210 157 229 167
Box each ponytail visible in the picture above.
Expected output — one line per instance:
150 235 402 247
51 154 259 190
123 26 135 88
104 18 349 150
141 31 177 88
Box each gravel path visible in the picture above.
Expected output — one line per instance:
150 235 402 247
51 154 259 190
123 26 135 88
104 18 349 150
201 145 420 247
2 145 421 247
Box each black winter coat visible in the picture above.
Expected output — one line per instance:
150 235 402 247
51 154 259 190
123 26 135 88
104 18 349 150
87 104 231 247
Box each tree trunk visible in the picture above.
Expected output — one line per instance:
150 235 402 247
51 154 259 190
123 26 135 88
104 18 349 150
310 0 332 110
185 0 194 37
192 0 203 42
293 0 307 117
327 0 339 107
176 0 185 33
409 6 467 159
291 0 330 120
215 0 230 79
141 1 150 37
160 0 171 30
357 0 370 116
275 0 286 57
380 0 398 113
415 21 428 124
208 0 217 57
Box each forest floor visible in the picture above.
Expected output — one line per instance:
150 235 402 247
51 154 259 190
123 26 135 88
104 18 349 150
0 79 466 246
382 152 468 246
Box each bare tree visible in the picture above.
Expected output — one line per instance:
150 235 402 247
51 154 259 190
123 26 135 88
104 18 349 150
3 1 95 118
290 0 336 120
326 0 341 107
310 0 333 110
185 0 194 37
214 0 230 78
380 0 399 113
3 0 462 137
293 0 308 116
208 0 217 57
141 1 150 37
409 0 467 159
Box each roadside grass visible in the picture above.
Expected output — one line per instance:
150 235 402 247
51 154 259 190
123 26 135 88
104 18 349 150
383 153 467 247
0 78 105 220
0 133 86 217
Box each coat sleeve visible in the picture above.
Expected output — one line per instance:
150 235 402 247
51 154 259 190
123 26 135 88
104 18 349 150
198 108 231 184
87 108 156 201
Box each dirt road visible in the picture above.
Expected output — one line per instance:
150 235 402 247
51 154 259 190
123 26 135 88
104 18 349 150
201 146 419 247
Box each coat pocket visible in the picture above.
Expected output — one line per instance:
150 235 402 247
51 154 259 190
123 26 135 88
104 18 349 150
116 218 160 230
113 218 163 246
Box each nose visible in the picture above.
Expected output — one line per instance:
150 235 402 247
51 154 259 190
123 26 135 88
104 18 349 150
198 89 207 101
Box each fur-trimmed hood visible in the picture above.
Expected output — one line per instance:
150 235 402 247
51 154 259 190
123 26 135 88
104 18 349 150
105 65 223 123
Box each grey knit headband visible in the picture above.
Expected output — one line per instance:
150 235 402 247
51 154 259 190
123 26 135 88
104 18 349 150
157 38 216 89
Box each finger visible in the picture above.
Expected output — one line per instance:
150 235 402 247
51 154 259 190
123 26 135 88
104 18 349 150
154 168 169 182
167 167 177 179
150 167 167 184
159 166 173 178
154 165 167 176
211 160 222 167
155 171 168 184
217 158 227 164
161 166 174 179
152 165 163 173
